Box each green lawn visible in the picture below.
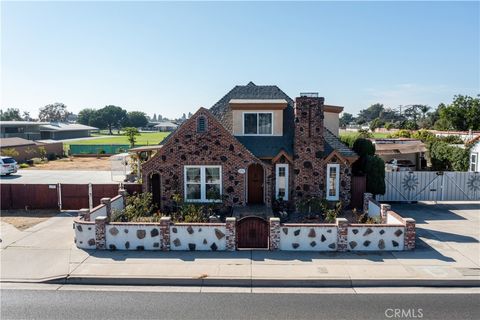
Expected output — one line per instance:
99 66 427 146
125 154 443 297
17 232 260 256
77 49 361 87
65 132 170 146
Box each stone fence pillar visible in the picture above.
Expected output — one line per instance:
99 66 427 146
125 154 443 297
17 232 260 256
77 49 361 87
159 217 171 251
363 193 373 214
336 218 349 252
404 218 416 250
269 217 281 251
78 208 90 221
100 198 112 222
225 217 236 251
95 216 107 250
118 189 128 206
380 204 391 224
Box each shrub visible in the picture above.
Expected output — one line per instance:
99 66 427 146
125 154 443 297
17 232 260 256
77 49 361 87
31 157 43 164
296 196 323 217
19 163 29 169
179 204 209 223
365 155 386 196
411 129 436 143
324 201 342 223
388 129 412 138
38 146 47 160
1 148 19 158
436 135 464 144
429 141 469 171
352 138 375 157
118 192 157 222
47 153 57 161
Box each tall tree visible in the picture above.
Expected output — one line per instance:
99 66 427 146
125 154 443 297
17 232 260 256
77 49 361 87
437 95 480 131
339 112 355 127
152 113 157 122
38 102 70 122
356 103 384 124
77 108 97 126
126 111 148 128
0 108 23 121
97 105 127 134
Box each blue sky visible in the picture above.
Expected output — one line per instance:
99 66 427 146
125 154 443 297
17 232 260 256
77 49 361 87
1 1 479 119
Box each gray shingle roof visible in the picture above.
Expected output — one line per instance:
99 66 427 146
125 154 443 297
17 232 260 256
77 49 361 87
323 128 358 158
40 123 98 131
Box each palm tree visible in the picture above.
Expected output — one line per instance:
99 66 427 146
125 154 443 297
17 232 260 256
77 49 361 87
418 105 431 120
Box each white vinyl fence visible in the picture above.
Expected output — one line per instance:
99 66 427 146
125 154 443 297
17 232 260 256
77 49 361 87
377 171 480 202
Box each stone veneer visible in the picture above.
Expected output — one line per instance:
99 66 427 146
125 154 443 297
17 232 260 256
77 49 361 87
142 108 272 209
293 96 325 203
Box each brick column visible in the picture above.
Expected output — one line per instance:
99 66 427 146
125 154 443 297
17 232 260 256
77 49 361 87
269 217 281 251
336 218 349 252
363 193 373 214
404 218 416 250
380 204 391 224
225 217 236 251
95 216 107 250
100 198 111 222
78 208 90 221
159 216 171 251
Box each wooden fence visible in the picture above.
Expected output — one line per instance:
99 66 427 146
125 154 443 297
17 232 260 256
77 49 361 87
0 183 142 210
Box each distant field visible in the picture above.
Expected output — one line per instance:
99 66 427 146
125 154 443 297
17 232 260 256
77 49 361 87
339 131 390 139
65 132 170 146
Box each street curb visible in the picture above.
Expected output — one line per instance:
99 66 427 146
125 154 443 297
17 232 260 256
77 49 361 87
39 276 480 288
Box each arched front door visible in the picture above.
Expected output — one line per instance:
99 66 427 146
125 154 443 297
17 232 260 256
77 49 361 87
149 173 161 209
248 164 264 204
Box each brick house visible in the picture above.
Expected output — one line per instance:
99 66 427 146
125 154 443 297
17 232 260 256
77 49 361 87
142 82 358 211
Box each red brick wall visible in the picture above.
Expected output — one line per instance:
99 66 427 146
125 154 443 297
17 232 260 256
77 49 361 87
142 108 272 210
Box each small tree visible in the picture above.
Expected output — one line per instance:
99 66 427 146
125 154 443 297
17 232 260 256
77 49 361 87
38 146 47 160
123 127 140 147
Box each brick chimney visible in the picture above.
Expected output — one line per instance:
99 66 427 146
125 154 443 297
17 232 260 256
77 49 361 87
293 94 325 202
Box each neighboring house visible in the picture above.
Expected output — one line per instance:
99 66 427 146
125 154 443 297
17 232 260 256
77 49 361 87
0 121 98 140
142 82 358 210
371 138 427 170
154 121 178 132
0 137 63 162
468 135 480 172
38 123 98 140
0 121 49 140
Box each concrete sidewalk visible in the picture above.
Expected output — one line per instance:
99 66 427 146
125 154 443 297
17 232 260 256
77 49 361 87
1 202 479 287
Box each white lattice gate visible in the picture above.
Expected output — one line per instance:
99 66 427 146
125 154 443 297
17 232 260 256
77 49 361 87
377 171 480 202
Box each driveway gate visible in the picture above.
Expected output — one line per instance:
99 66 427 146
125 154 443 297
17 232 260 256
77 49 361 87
377 171 480 202
236 216 269 249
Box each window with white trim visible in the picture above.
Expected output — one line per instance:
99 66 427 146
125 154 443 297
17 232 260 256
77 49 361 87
326 164 340 201
243 112 273 135
275 164 289 200
470 153 478 172
184 166 222 202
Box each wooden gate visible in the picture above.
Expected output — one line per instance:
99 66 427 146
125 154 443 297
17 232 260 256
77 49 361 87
236 216 269 249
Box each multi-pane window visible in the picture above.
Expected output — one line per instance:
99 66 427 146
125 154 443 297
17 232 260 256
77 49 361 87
243 112 272 135
470 153 478 172
184 166 222 202
275 164 289 200
326 164 340 201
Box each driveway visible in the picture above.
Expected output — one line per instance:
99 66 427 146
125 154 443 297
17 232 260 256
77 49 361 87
0 170 115 184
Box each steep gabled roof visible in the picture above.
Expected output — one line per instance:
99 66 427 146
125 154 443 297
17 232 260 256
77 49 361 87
209 82 295 158
323 128 358 161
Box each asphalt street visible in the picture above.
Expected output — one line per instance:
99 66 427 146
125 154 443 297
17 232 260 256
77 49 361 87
1 289 479 320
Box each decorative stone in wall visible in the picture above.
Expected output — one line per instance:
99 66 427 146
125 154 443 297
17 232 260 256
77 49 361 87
347 226 405 251
215 229 225 240
137 230 146 239
109 227 119 236
151 228 159 237
280 225 338 251
169 225 227 251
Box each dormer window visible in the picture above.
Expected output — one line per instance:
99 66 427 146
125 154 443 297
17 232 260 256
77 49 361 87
197 116 207 133
243 112 272 135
